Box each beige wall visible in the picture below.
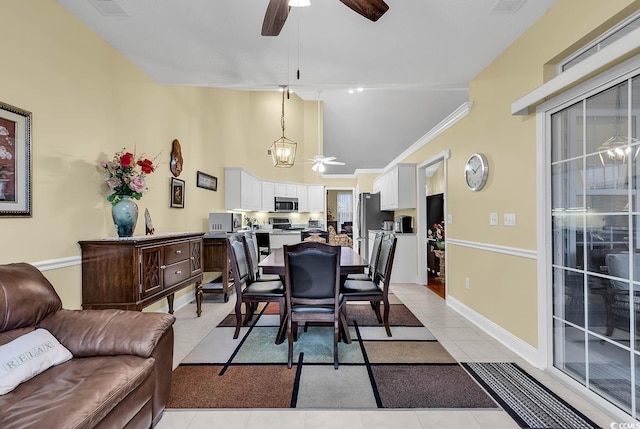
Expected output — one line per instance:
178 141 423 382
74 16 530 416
396 0 638 347
0 0 354 308
4 0 640 349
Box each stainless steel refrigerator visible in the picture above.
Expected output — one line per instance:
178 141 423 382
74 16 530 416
356 192 393 261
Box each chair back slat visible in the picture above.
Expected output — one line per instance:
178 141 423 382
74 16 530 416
376 234 397 288
227 234 250 288
369 232 384 274
244 231 260 281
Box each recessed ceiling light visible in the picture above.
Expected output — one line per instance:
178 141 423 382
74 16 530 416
89 0 128 16
348 89 355 94
357 87 364 92
489 0 526 14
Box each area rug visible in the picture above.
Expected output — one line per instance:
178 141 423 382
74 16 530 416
462 362 601 429
166 297 499 409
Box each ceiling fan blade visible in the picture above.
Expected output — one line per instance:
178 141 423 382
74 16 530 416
323 156 337 162
325 161 346 165
262 0 290 36
339 0 389 22
312 163 320 172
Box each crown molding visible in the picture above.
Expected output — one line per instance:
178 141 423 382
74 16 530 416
324 101 473 179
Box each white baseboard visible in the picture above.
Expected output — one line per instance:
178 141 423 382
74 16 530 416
447 295 541 368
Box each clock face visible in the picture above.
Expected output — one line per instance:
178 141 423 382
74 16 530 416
464 153 489 191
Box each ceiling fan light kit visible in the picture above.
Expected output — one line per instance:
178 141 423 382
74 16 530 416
289 0 311 7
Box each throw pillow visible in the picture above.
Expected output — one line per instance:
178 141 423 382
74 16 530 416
0 328 73 395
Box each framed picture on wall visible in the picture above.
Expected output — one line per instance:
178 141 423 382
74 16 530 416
170 177 185 208
196 171 217 191
0 102 32 217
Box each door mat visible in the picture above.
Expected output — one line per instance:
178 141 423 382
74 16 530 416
462 362 601 429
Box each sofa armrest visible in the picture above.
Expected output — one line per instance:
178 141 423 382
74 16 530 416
37 309 175 358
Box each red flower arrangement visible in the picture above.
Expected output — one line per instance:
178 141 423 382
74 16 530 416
101 148 157 205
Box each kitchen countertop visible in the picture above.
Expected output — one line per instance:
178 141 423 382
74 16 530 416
267 230 303 235
368 229 416 236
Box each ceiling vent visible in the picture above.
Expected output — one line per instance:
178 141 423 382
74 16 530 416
489 0 526 14
89 0 128 16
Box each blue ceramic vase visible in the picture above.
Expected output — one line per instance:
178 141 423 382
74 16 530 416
111 196 139 237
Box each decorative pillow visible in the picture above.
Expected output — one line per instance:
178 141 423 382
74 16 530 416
0 328 73 395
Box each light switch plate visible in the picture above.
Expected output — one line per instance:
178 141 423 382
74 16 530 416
490 212 498 226
504 213 516 226
447 214 453 224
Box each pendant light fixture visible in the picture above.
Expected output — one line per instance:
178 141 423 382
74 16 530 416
270 85 297 167
597 83 638 188
599 84 637 165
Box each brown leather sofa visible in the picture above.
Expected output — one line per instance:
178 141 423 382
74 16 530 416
0 263 175 429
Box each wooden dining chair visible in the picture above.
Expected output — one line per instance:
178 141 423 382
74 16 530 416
346 231 383 281
341 233 397 337
244 231 280 282
255 232 271 259
283 241 349 369
227 234 286 342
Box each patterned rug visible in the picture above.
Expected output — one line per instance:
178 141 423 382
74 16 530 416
167 297 498 409
462 362 601 429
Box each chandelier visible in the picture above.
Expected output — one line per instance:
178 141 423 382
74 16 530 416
270 86 297 167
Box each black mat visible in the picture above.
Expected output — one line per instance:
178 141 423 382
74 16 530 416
462 362 601 429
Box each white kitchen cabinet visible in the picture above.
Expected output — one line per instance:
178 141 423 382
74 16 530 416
262 181 275 212
269 232 302 249
274 183 297 198
297 185 309 212
390 234 418 283
307 185 325 213
224 167 261 211
377 163 416 211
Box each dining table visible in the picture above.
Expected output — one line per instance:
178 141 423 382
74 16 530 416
258 245 368 276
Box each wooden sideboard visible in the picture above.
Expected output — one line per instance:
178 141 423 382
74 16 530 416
202 234 232 302
78 232 205 316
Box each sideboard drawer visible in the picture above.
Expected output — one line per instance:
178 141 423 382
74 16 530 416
163 260 190 286
164 242 190 265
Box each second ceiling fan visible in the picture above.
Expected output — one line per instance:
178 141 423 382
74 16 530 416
308 155 345 172
262 0 390 36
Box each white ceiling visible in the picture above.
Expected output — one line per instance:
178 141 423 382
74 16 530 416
56 0 557 174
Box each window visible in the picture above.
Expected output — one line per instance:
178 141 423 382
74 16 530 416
559 12 640 73
336 192 352 232
550 76 640 417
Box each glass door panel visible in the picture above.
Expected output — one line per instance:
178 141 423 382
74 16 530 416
552 77 638 417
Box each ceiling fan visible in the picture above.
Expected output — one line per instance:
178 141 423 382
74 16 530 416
262 0 390 36
308 155 346 172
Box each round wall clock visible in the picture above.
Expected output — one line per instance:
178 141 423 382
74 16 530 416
464 153 489 191
170 139 183 177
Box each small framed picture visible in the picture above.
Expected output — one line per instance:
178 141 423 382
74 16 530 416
196 171 217 191
170 177 185 208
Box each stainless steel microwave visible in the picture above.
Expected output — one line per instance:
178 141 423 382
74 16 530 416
274 197 298 212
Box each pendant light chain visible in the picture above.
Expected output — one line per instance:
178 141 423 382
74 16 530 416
281 87 286 137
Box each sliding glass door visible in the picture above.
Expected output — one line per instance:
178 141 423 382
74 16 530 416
551 76 640 417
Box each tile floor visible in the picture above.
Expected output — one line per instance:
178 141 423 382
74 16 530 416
156 283 619 429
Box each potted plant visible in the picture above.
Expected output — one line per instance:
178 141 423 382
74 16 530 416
428 220 445 250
